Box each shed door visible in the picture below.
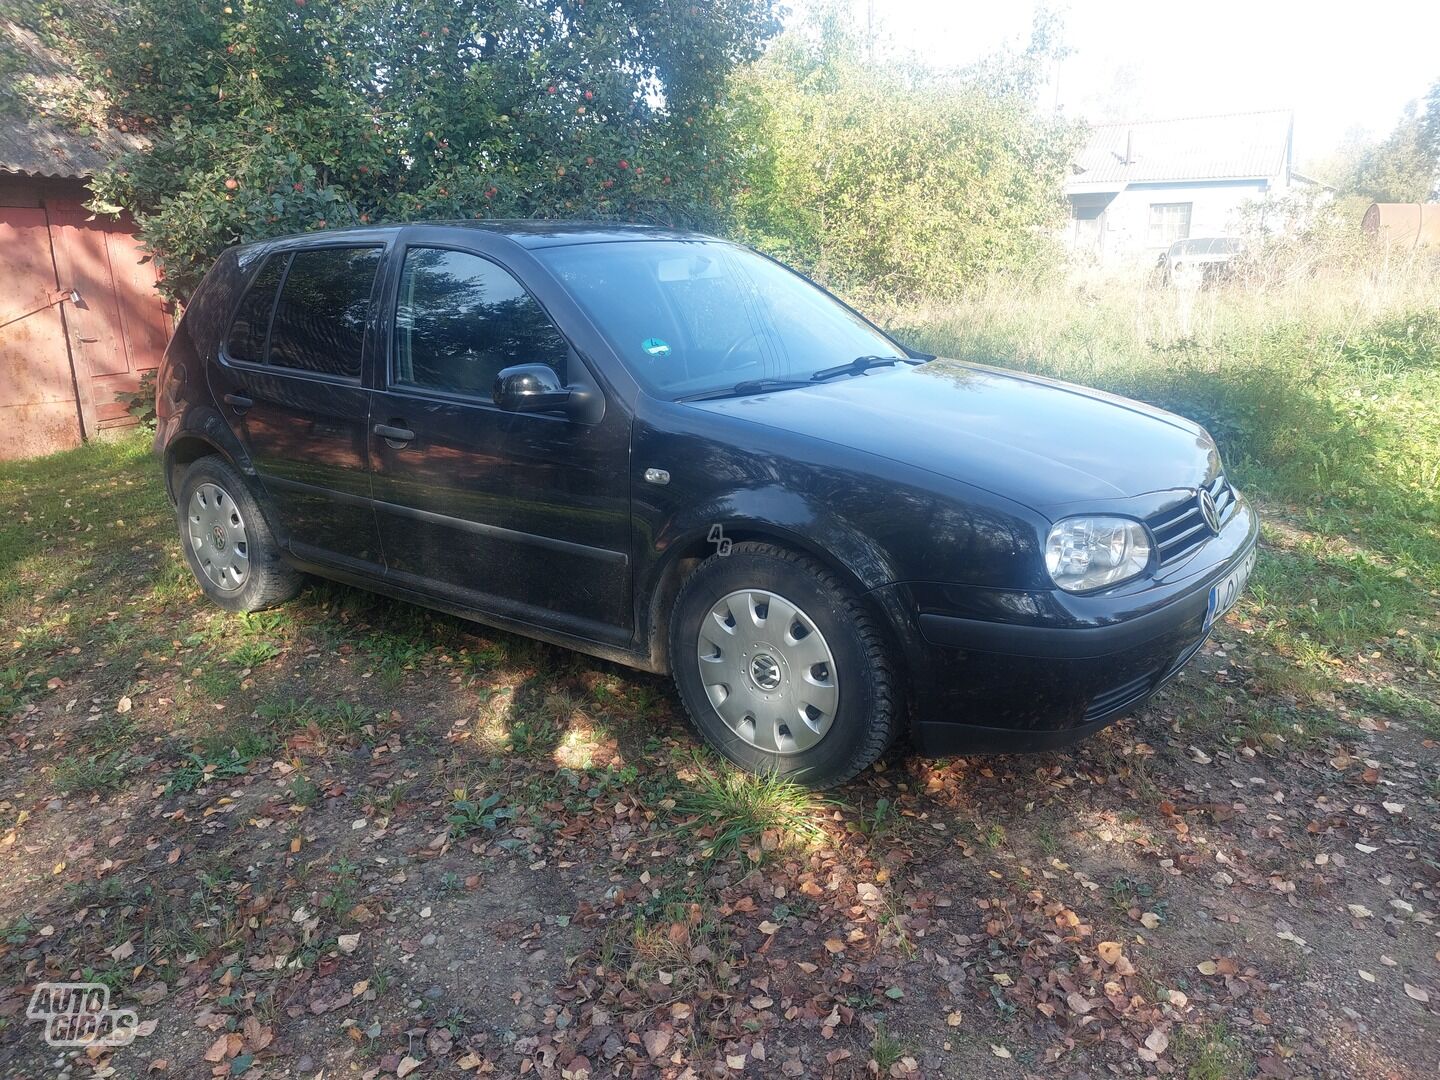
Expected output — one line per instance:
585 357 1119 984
47 199 171 429
0 206 84 458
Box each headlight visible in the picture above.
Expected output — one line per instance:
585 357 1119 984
1045 516 1152 592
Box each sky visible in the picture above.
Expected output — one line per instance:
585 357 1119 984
842 0 1440 166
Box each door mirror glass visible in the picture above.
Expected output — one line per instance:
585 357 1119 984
493 364 571 413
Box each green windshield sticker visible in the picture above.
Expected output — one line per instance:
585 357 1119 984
641 337 671 357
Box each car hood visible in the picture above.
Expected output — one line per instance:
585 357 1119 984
686 360 1219 513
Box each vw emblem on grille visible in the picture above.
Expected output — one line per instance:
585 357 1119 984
1198 489 1221 535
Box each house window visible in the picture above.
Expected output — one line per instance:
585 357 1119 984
1148 202 1192 246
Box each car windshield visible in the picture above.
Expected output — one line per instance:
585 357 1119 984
535 240 902 398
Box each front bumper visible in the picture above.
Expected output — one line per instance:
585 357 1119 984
876 498 1260 754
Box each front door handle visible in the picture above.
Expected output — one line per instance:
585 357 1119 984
223 392 253 411
374 422 415 447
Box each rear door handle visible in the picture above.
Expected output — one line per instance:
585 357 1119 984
374 423 415 446
223 392 253 410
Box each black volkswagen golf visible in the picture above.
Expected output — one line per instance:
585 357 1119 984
154 222 1258 786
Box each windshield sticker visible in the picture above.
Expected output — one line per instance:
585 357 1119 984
641 337 671 357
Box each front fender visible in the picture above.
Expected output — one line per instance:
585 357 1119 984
653 485 899 590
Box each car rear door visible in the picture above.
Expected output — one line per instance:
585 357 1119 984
366 235 632 643
209 241 387 571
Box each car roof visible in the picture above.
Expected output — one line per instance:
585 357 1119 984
238 219 717 255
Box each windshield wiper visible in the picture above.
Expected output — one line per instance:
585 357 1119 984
676 378 813 403
808 354 905 382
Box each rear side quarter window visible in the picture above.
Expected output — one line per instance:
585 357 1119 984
224 255 285 364
267 246 383 379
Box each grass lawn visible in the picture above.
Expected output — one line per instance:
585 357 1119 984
0 277 1436 1079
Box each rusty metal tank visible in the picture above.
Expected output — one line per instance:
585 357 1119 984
1362 202 1440 248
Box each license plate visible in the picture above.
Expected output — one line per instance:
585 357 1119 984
1205 546 1257 631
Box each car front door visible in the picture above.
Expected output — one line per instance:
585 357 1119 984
210 242 387 571
367 240 632 642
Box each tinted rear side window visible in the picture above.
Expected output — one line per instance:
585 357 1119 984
267 246 382 379
392 247 568 399
224 255 284 365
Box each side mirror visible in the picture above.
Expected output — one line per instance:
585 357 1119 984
493 364 571 414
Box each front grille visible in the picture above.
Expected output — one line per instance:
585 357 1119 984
1147 473 1234 565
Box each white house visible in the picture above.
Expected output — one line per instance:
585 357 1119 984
1064 110 1297 267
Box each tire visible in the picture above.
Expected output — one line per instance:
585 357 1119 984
669 541 899 787
175 455 302 613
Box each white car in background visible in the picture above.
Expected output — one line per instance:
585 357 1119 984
1158 237 1244 287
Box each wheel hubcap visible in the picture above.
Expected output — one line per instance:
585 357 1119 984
187 482 249 592
696 589 838 754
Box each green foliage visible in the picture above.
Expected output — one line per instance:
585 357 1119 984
42 0 782 298
1317 77 1439 203
447 787 513 838
675 756 828 862
53 751 133 794
113 369 156 428
165 748 250 794
730 6 1079 301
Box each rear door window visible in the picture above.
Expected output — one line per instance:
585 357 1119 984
392 247 568 399
266 246 383 379
224 255 284 365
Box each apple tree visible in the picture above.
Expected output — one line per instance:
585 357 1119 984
42 0 782 297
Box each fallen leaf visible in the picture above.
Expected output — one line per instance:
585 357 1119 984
397 1056 422 1078
117 696 132 714
1140 912 1161 929
1097 941 1123 965
1197 960 1219 975
1145 1029 1169 1055
990 1045 1012 1058
1346 904 1373 919
203 1035 228 1063
1066 991 1093 1015
1404 984 1430 1003
336 933 361 955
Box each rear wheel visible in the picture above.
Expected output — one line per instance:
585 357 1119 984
669 542 898 787
176 456 301 613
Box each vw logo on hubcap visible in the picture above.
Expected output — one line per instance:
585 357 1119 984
1198 489 1221 535
749 653 782 691
211 524 227 550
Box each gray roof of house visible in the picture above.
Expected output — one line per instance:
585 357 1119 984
0 16 146 179
1067 110 1294 189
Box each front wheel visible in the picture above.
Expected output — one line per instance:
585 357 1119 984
669 542 899 787
175 456 302 613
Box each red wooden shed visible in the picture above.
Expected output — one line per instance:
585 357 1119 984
0 17 172 460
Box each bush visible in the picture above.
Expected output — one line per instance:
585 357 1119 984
114 369 156 428
730 8 1079 302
